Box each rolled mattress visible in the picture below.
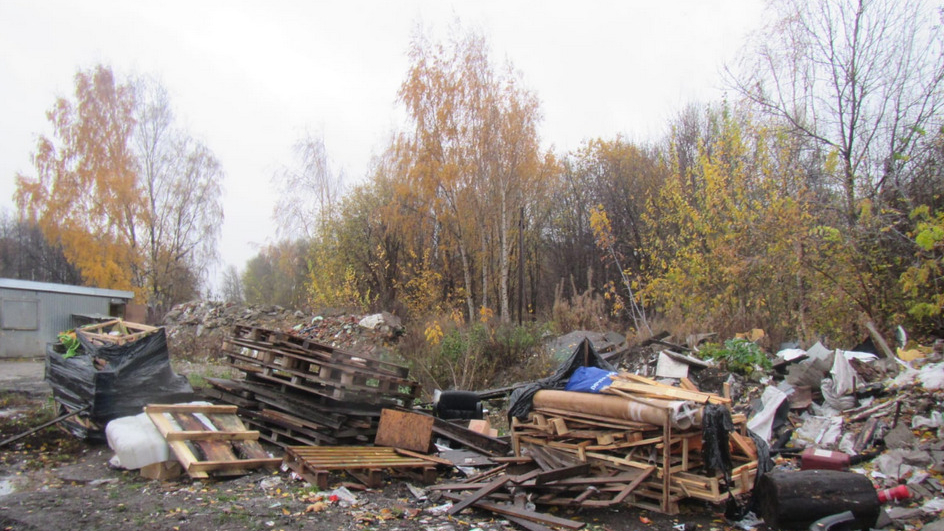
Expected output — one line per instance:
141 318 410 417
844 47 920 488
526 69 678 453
532 389 702 430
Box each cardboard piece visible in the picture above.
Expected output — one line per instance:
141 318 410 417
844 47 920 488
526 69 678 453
655 351 689 378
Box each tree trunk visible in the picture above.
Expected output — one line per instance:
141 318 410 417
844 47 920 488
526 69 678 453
480 232 488 314
459 241 475 323
498 188 510 322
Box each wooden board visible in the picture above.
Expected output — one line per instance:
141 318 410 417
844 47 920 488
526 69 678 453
374 409 434 453
145 404 281 478
432 416 511 457
606 377 730 405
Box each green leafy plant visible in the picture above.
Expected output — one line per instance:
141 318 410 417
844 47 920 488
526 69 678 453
697 338 771 375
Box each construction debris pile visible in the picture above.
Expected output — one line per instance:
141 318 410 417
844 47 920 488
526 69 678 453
608 329 944 529
163 301 403 360
509 380 757 514
203 325 421 447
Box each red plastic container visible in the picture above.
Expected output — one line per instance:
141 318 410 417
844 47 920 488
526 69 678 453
801 448 851 471
877 485 910 503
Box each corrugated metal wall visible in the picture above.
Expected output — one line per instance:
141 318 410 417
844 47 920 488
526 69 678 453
0 287 116 358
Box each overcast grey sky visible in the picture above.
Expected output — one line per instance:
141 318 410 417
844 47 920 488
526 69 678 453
0 0 764 284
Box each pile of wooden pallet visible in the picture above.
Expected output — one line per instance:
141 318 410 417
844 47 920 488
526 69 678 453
222 325 418 406
509 374 759 515
204 325 421 448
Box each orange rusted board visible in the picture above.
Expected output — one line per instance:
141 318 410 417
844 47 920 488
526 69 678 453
374 409 434 453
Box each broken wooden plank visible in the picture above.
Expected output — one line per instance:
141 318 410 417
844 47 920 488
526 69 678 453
0 404 90 449
447 476 513 516
533 463 591 486
394 448 453 467
432 416 511 456
607 378 730 405
729 431 757 460
440 492 584 529
503 515 555 531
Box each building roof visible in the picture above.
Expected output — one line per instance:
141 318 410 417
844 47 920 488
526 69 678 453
0 278 135 300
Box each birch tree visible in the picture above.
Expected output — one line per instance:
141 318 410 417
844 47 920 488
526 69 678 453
728 0 944 222
15 65 224 318
395 26 544 321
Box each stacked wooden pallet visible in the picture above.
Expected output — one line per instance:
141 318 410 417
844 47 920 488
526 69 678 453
510 374 758 515
204 377 385 446
205 325 421 448
221 325 419 406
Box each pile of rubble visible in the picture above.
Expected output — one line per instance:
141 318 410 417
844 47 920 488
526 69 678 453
162 301 403 359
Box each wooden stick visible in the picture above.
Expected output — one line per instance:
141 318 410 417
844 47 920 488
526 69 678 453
447 476 513 516
394 448 453 467
0 405 90 448
440 492 585 529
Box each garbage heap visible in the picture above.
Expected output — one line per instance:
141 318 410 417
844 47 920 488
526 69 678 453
744 339 944 529
204 325 421 447
504 338 760 515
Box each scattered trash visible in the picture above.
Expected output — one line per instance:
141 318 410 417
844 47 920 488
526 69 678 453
425 503 453 516
877 485 911 502
326 485 358 507
406 483 428 500
259 476 282 491
730 511 763 531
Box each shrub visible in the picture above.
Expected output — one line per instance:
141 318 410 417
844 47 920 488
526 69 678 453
399 314 553 398
697 338 771 375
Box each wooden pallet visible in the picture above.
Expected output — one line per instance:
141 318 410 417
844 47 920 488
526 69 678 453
145 404 281 478
76 319 159 346
283 446 437 489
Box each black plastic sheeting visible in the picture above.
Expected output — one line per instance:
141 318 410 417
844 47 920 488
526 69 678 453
507 337 616 421
45 328 193 439
702 403 736 480
701 403 776 520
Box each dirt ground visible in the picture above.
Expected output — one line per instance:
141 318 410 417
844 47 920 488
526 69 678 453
0 359 732 531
